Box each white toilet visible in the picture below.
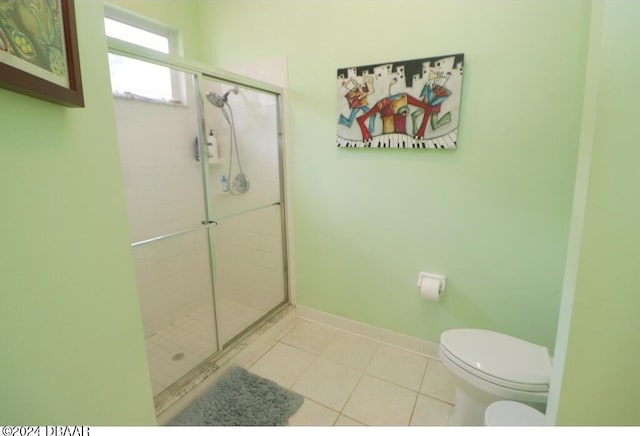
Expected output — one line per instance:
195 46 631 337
439 329 552 426
484 401 546 426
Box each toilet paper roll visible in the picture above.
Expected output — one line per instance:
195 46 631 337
419 276 443 301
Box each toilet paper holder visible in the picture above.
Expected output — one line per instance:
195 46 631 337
417 272 446 293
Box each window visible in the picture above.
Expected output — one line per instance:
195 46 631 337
104 6 182 103
104 18 171 53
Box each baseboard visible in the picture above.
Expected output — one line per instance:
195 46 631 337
295 305 440 359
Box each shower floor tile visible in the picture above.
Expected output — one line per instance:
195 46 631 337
145 308 218 396
146 300 281 397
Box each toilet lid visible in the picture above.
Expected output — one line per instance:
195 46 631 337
440 329 552 386
485 401 546 426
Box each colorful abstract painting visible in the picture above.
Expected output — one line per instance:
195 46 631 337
336 54 464 149
0 0 68 87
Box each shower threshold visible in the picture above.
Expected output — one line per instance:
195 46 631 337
153 303 296 419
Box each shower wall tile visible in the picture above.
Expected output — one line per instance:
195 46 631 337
114 98 205 243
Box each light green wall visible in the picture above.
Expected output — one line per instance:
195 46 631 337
0 1 156 425
553 0 640 425
106 0 204 60
199 0 590 348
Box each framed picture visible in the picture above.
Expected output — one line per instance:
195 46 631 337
336 54 464 149
0 0 83 107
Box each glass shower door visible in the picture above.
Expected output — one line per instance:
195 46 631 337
202 78 287 346
113 64 219 396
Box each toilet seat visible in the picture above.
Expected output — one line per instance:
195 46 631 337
439 329 552 396
440 345 549 392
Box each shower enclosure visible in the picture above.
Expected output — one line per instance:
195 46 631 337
108 43 289 400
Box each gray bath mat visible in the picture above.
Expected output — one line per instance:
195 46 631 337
169 366 304 426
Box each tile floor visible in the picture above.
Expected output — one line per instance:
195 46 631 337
241 318 457 426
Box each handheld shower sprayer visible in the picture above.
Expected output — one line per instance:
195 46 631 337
204 85 249 195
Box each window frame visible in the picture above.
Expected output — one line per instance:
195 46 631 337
103 3 184 104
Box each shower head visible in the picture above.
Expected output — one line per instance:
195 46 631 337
206 91 225 108
206 86 239 108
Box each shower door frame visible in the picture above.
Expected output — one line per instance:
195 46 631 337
107 37 291 382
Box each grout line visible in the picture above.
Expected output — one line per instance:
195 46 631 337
246 339 279 371
286 355 365 418
408 356 432 425
419 358 456 406
360 342 380 374
334 413 367 427
418 357 432 395
276 319 337 355
304 395 342 415
364 371 425 394
274 322 297 342
276 338 328 357
421 392 456 406
408 389 420 425
337 368 366 415
331 413 340 426
284 352 317 390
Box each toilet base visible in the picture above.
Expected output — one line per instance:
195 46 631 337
449 385 501 426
